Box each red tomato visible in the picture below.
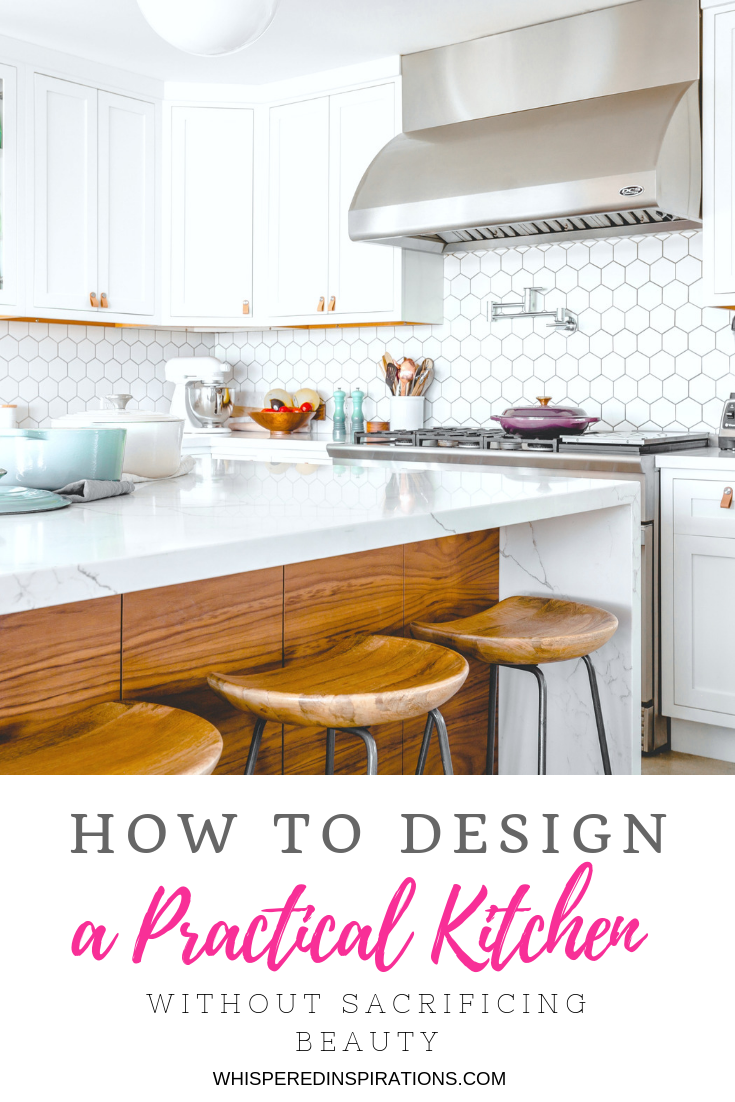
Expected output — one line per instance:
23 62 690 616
299 402 313 412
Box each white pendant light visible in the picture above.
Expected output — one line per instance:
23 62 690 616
137 0 278 56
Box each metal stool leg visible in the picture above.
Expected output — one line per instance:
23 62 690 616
525 665 548 775
415 713 433 776
582 654 613 775
414 711 453 775
325 728 336 775
486 664 498 775
430 708 453 775
337 727 378 775
244 717 266 775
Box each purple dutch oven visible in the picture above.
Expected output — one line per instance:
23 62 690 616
491 396 600 439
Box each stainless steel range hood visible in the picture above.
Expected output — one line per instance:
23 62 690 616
349 0 701 254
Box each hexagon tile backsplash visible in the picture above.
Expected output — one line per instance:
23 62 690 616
2 231 734 433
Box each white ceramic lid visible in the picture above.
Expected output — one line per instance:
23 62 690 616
54 410 183 424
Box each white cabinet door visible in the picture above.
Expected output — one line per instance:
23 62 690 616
672 533 735 717
328 84 397 317
704 5 735 301
268 97 329 318
98 92 155 316
34 75 97 311
0 63 18 308
170 106 253 319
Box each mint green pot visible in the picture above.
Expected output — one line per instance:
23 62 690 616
0 428 127 490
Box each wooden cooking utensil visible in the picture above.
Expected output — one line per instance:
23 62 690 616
398 358 417 396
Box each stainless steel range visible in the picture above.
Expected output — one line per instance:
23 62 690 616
329 428 713 754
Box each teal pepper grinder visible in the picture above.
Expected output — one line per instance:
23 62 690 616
351 389 365 440
332 388 347 441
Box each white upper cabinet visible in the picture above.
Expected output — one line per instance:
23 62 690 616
268 96 330 318
33 74 156 320
0 63 19 310
265 80 442 327
703 3 735 304
98 91 155 316
33 75 97 312
169 106 253 322
328 83 397 317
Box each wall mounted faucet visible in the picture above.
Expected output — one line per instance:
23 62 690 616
487 286 577 333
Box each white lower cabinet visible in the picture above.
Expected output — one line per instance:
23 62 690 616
168 106 254 324
662 468 735 728
33 74 156 321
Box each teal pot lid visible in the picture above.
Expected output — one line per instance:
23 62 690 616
0 482 70 515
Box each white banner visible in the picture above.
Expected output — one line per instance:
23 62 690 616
0 776 731 1100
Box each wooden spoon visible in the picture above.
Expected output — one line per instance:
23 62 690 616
398 358 417 396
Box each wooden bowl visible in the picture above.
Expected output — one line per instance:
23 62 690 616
248 409 315 436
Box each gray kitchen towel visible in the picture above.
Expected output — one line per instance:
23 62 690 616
54 479 136 503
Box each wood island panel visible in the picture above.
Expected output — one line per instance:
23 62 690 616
121 568 284 775
283 546 404 776
0 528 499 776
404 529 499 775
0 597 122 757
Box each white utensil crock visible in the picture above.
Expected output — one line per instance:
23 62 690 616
389 395 425 431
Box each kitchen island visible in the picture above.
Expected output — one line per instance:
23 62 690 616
0 455 640 776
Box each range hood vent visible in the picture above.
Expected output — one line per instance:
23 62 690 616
349 0 701 254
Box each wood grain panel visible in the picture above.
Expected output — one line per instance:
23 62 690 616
283 547 404 775
0 597 122 763
404 530 499 775
122 568 283 775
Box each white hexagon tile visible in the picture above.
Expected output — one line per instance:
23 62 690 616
2 231 735 433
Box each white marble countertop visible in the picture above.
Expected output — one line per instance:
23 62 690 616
0 455 638 615
182 428 332 460
655 449 735 470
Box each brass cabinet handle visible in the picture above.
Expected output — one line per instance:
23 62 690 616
721 487 733 509
328 295 336 312
100 293 109 308
242 300 250 316
317 296 325 312
89 291 99 307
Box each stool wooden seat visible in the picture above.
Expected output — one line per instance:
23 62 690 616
411 597 618 776
0 702 223 775
208 633 469 776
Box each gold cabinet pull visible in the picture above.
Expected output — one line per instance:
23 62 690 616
242 300 250 316
100 293 109 308
721 486 733 509
89 291 99 307
328 295 336 312
317 296 325 312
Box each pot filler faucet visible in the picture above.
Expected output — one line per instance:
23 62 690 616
488 287 578 333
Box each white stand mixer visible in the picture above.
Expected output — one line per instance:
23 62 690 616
165 357 234 434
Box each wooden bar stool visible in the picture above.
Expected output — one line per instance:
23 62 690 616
411 596 618 776
0 702 223 775
207 633 469 776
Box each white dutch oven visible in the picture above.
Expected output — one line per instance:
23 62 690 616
53 396 184 478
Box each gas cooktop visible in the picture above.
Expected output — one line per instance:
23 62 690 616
351 427 711 455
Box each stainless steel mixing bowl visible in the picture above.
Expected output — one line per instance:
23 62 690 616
186 382 233 427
